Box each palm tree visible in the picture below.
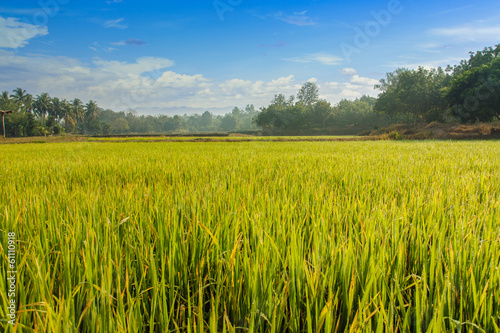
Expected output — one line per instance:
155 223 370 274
1 91 10 105
10 88 27 108
34 93 51 124
51 97 64 122
23 94 34 113
10 88 25 100
84 100 101 122
71 98 84 130
61 99 76 132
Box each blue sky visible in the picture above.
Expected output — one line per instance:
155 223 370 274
1 0 499 114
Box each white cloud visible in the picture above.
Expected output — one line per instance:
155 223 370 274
351 75 378 86
157 71 210 88
320 75 380 102
285 52 342 66
339 67 357 75
93 57 175 75
0 16 48 48
104 18 127 29
430 24 500 43
0 51 380 114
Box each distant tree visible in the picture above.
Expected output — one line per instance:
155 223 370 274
200 111 213 130
220 114 238 131
1 91 20 138
25 113 41 136
34 93 52 124
310 100 334 128
374 67 449 123
59 99 76 132
84 100 101 122
451 45 500 77
51 97 66 122
446 57 500 123
101 122 111 135
10 88 30 112
111 118 130 133
297 82 319 107
45 116 56 134
171 115 186 132
23 94 34 114
71 98 85 126
83 100 102 134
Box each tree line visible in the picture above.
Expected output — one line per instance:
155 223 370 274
1 44 499 137
374 44 500 124
0 89 259 137
255 44 500 132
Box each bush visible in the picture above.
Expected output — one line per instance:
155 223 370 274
52 124 63 135
388 130 401 140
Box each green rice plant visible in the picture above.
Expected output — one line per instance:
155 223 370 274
0 141 499 332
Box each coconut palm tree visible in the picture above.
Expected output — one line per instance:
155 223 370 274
51 97 65 123
71 98 84 130
34 93 52 124
61 99 76 132
10 88 27 108
84 100 101 122
23 94 34 113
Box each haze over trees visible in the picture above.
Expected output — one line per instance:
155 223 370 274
1 44 499 137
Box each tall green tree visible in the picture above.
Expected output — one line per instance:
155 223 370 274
10 88 31 112
71 98 85 130
200 111 213 130
451 45 500 77
446 57 500 123
34 93 52 124
297 82 319 107
84 100 101 122
374 67 450 123
219 114 238 131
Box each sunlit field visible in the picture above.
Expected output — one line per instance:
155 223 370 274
1 141 499 332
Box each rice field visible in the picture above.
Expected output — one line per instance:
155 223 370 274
0 141 499 332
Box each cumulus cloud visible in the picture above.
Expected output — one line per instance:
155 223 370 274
284 52 342 66
351 75 378 86
339 67 357 75
320 75 379 101
0 16 48 48
0 51 380 114
93 57 175 75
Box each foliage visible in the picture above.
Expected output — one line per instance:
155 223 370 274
374 67 450 123
446 54 500 123
296 81 319 107
255 83 387 133
0 86 260 137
